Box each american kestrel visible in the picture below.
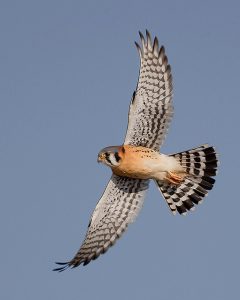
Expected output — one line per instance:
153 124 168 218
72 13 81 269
54 31 218 271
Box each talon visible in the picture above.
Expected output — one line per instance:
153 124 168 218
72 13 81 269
166 171 185 185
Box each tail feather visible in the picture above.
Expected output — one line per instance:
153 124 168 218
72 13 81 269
156 144 218 215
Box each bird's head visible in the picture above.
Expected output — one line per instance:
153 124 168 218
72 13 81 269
97 145 124 167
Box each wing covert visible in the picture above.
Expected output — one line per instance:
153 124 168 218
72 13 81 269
54 175 149 271
124 30 173 151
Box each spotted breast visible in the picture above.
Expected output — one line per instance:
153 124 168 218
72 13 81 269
111 145 184 181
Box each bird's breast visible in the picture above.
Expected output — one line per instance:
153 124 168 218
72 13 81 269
111 145 183 180
112 155 153 179
111 146 162 179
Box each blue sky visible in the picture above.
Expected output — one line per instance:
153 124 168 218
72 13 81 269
0 0 239 299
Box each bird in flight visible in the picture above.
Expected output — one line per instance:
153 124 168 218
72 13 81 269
54 31 218 272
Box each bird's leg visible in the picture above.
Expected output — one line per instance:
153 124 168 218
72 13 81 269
166 171 186 185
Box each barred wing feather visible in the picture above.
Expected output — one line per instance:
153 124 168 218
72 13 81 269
54 175 149 271
124 30 173 151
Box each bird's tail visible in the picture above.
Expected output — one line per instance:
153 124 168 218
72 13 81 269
155 144 218 215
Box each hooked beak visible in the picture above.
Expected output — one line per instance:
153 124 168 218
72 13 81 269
97 154 104 163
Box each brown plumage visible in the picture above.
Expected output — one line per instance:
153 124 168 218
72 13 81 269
110 145 186 183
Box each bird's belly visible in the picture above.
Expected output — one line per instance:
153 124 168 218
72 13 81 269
111 153 183 180
112 164 153 179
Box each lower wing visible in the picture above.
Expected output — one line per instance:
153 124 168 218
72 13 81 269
54 175 149 271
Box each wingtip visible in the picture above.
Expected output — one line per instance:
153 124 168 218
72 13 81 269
55 261 69 265
138 31 145 47
134 41 142 58
153 36 159 56
53 261 70 272
138 30 144 39
146 29 151 42
153 36 159 48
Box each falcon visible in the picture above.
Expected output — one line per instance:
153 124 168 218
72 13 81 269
54 31 218 271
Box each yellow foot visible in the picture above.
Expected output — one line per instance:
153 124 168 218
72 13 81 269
166 171 186 185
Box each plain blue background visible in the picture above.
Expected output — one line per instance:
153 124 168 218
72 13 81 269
0 0 239 299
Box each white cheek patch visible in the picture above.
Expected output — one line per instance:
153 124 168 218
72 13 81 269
109 153 119 166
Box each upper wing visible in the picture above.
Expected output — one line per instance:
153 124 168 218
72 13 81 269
54 175 149 271
124 30 173 151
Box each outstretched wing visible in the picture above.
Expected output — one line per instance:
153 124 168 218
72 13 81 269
54 175 149 271
124 30 173 151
